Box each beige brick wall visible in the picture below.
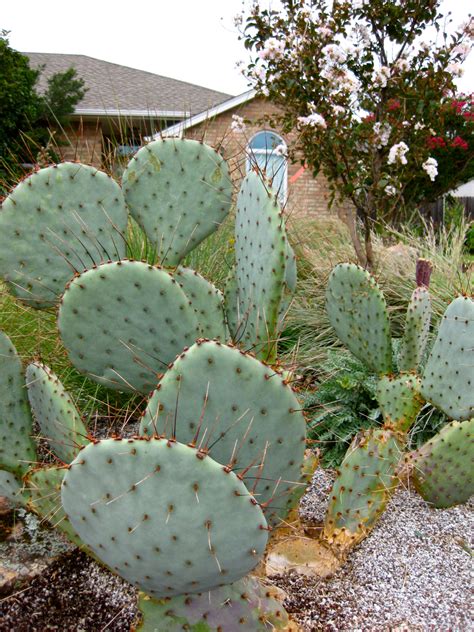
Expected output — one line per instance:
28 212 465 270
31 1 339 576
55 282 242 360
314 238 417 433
60 119 103 168
183 96 348 220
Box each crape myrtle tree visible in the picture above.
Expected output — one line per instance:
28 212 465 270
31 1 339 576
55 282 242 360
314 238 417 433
0 30 86 192
238 1 474 268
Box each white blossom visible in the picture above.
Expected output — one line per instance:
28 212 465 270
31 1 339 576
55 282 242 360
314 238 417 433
402 121 411 128
233 13 243 27
393 57 410 72
446 62 464 77
372 66 391 88
332 104 346 115
274 144 287 157
373 122 392 148
414 122 426 130
387 142 409 165
422 157 438 181
258 38 285 61
231 115 246 133
317 25 333 38
452 43 471 59
385 185 397 196
322 43 347 64
297 112 327 129
459 17 474 40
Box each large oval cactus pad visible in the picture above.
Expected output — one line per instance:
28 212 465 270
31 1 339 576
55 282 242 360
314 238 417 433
140 341 307 526
0 163 128 307
122 139 232 266
137 577 289 631
26 362 88 464
421 296 474 420
326 264 392 375
0 331 36 475
62 438 268 597
234 172 289 361
58 261 200 393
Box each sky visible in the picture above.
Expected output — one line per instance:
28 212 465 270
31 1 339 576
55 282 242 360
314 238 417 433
3 0 473 97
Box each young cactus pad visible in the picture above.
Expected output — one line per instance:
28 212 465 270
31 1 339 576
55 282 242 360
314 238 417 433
140 340 307 525
421 296 474 420
57 260 200 393
0 331 36 475
406 418 474 508
26 362 88 464
174 267 227 341
376 373 423 433
233 171 290 361
323 428 402 553
122 139 232 266
398 286 432 373
326 263 392 375
0 163 128 308
137 576 289 631
61 438 268 598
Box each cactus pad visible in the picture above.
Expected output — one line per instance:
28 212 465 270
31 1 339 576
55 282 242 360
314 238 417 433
0 470 27 505
0 331 36 475
174 267 227 340
377 373 423 433
122 139 232 266
323 428 402 553
136 577 289 631
234 172 289 360
58 260 200 393
421 296 474 420
140 341 307 526
406 418 474 508
62 438 268 597
398 287 431 372
26 362 88 463
326 263 392 375
0 163 128 308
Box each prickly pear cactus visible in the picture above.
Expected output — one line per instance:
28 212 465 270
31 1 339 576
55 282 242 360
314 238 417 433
174 267 227 340
405 418 474 508
0 470 27 505
0 163 128 308
232 171 290 361
122 139 232 266
136 577 289 631
58 260 200 393
398 286 431 372
326 264 392 375
421 296 474 420
323 428 402 554
26 363 88 463
62 438 269 598
0 331 36 475
377 373 423 433
140 340 307 526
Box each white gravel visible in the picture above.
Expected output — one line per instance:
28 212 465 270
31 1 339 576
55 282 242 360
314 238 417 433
274 471 473 631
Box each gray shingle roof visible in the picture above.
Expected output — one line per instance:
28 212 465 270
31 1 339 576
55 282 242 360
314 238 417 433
25 53 232 117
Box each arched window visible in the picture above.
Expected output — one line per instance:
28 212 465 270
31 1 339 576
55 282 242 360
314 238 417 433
246 131 288 204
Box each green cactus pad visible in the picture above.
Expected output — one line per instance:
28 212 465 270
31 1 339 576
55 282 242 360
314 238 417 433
136 577 289 631
223 264 241 342
421 296 474 420
323 428 402 553
326 263 392 375
26 362 88 463
58 260 200 393
62 438 268 597
234 172 289 361
278 242 297 328
174 267 227 340
398 287 431 372
0 163 128 308
140 341 307 526
26 466 85 547
377 373 423 433
0 470 27 505
406 418 474 508
0 331 36 475
122 139 232 266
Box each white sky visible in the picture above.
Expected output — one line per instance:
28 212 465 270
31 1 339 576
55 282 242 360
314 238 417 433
3 0 473 96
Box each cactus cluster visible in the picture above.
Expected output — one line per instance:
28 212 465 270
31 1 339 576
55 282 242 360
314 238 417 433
0 139 301 628
322 261 473 556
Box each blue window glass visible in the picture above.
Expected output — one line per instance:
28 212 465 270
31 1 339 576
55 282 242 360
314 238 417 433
246 131 287 204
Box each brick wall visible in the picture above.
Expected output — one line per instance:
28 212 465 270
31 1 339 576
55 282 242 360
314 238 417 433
60 119 103 168
183 96 350 220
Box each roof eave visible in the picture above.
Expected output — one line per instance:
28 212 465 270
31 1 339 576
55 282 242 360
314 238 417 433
73 108 190 119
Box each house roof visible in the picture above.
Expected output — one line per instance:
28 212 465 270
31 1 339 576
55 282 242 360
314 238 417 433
25 53 232 118
156 89 257 138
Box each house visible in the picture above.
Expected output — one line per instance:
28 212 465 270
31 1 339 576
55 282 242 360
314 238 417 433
25 53 231 170
156 89 345 220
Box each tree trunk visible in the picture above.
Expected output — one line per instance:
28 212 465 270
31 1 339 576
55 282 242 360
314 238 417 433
340 206 367 268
